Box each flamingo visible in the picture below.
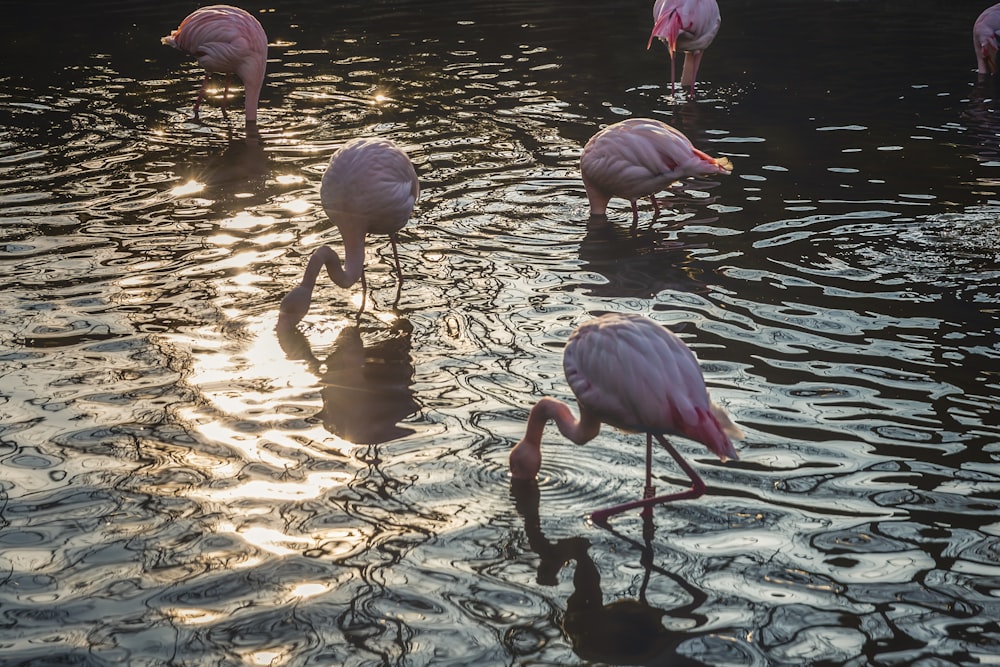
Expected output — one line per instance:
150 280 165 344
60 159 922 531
161 4 268 123
647 0 721 93
580 118 732 225
508 313 743 525
974 3 1000 75
279 137 419 325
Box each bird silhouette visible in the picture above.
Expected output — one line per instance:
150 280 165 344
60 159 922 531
580 118 732 226
648 0 721 93
276 319 420 445
162 4 268 124
974 3 1000 76
279 137 419 324
508 313 742 524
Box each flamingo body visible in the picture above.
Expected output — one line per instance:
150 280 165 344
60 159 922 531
509 313 742 523
648 0 720 92
974 3 1000 75
279 137 419 324
580 118 732 223
162 5 268 122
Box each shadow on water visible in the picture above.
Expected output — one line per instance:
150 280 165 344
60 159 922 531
276 318 420 445
510 479 714 667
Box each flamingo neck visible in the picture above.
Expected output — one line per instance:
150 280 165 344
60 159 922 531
336 228 367 288
242 71 263 122
278 245 343 326
582 178 611 217
509 397 602 480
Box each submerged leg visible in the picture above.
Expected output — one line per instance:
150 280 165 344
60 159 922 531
590 434 706 525
641 433 655 518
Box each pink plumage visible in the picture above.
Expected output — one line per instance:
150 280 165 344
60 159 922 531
162 5 268 122
509 313 742 524
580 118 732 224
279 137 420 325
974 3 1000 75
648 0 721 92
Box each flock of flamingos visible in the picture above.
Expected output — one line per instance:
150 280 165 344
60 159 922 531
161 1 1000 525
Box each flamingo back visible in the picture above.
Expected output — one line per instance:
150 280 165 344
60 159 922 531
974 4 1000 74
320 137 420 236
580 118 730 203
563 313 741 460
162 5 267 82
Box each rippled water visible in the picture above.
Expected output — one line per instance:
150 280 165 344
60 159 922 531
2 1 999 665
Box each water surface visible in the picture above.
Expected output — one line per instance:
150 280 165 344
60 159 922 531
1 1 999 665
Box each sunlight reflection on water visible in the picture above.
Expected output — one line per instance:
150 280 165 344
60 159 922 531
1 0 1000 665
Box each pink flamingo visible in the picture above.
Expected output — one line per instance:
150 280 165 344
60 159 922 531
580 118 732 225
974 3 1000 75
647 0 721 93
279 137 419 325
508 313 743 525
161 5 268 123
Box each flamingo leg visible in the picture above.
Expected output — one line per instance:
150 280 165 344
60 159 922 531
389 233 404 309
590 434 706 525
356 269 368 320
193 72 210 118
221 75 231 115
648 194 662 223
630 200 640 229
641 433 655 518
389 232 404 285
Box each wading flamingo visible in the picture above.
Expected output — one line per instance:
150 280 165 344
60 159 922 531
974 3 1000 75
580 118 732 225
162 4 268 123
279 137 419 325
508 313 743 525
648 0 721 93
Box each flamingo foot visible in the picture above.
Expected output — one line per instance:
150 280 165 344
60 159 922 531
591 481 704 525
591 434 708 525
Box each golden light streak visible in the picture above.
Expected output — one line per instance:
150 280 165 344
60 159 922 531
192 471 353 504
171 180 205 197
281 197 312 214
289 582 330 600
165 607 227 625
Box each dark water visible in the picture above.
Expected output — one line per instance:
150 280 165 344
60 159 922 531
2 1 999 664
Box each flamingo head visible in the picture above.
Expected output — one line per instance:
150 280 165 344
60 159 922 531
277 285 310 327
509 437 542 480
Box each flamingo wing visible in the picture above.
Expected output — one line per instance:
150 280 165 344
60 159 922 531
564 313 740 459
581 119 726 202
321 138 419 235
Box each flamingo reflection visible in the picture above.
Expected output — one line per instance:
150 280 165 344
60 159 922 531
510 479 710 666
198 128 268 191
276 318 419 445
